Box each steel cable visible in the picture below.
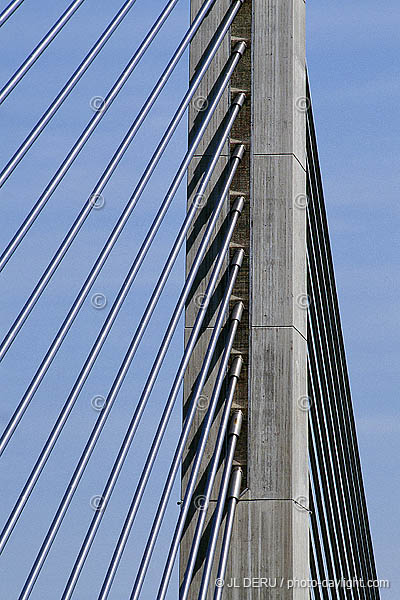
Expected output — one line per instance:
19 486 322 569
127 297 245 600
0 96 244 554
0 0 87 104
213 466 243 600
0 0 139 187
155 352 243 600
0 0 210 273
198 418 243 600
179 359 243 600
61 211 244 600
0 0 25 27
18 178 244 599
0 6 244 456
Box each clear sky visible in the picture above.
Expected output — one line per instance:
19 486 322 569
308 1 399 596
0 0 397 599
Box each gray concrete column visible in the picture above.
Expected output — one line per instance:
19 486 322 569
181 0 308 598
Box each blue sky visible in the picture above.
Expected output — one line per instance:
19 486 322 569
308 1 399 596
0 0 398 598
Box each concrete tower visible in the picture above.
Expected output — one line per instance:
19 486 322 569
182 0 308 597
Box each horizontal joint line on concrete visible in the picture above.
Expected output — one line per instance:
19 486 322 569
195 498 311 513
251 325 307 342
240 498 311 512
253 152 307 173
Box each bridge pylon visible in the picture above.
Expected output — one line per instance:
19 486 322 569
182 0 308 597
